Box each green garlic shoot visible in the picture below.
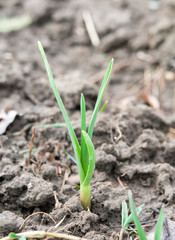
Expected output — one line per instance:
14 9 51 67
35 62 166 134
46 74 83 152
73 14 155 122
38 41 113 210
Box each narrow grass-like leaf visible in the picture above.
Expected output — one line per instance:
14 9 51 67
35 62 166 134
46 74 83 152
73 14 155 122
154 205 164 240
36 123 66 128
122 200 128 227
100 100 108 112
66 153 77 165
19 148 37 154
123 203 145 229
80 94 88 174
128 191 147 240
88 59 114 138
38 41 85 183
81 130 95 186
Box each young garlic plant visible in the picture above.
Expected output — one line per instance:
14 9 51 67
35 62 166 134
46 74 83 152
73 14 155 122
128 191 164 240
38 41 113 210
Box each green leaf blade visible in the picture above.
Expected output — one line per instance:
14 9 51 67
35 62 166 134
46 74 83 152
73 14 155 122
88 59 114 138
154 205 164 240
36 123 66 129
81 130 95 186
128 191 147 240
66 153 77 165
100 100 108 112
38 41 85 183
122 200 128 227
123 203 145 229
80 94 88 175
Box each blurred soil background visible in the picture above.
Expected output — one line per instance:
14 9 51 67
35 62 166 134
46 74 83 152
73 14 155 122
1 0 175 239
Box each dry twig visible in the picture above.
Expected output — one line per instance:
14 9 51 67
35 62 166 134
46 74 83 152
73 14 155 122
59 163 71 193
19 212 56 230
82 10 100 47
53 190 62 209
27 127 36 167
48 212 68 232
1 231 89 240
110 121 123 144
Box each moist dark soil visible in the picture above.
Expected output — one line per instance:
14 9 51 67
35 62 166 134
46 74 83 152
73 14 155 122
1 0 175 239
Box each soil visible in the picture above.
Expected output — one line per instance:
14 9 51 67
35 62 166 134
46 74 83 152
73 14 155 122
1 0 175 239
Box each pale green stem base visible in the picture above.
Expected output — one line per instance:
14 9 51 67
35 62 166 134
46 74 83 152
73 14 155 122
80 184 91 211
119 228 124 240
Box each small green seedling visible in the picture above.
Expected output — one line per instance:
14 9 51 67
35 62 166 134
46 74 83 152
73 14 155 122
38 41 113 210
119 200 144 240
9 232 26 240
128 190 164 240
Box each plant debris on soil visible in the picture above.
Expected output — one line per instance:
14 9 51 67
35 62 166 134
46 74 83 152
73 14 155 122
1 0 175 239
